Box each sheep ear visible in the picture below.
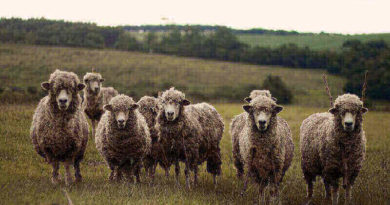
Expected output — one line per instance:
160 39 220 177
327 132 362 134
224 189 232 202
329 107 338 114
243 105 252 113
129 103 139 110
244 97 252 103
41 82 51 91
104 104 113 112
100 78 105 82
274 105 283 113
158 91 162 98
272 97 278 102
182 99 191 106
361 107 368 114
77 83 85 91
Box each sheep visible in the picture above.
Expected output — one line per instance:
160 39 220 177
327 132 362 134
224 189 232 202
137 96 167 180
232 89 279 175
244 89 277 103
95 94 151 183
300 94 368 204
230 95 294 201
30 69 89 185
82 72 118 137
155 87 224 188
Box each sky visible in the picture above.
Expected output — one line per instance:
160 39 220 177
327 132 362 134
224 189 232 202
1 0 389 34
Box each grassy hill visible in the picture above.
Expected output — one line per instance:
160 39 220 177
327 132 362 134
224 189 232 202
237 33 390 51
0 44 345 106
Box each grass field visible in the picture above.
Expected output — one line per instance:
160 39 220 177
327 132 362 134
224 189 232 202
0 44 346 106
237 33 390 51
0 104 389 204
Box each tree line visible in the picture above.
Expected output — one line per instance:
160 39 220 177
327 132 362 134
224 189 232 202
1 18 389 101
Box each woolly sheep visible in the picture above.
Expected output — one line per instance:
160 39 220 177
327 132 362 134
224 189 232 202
83 72 118 137
155 87 224 188
30 69 89 185
230 96 294 201
300 94 368 204
95 94 151 183
137 96 167 179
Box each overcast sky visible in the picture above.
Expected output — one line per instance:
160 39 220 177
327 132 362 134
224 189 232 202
1 0 389 34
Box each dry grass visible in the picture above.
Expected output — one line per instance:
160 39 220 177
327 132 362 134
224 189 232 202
0 43 346 106
0 104 389 204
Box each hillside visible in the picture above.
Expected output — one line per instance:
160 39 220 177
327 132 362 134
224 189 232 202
237 33 390 51
0 44 346 106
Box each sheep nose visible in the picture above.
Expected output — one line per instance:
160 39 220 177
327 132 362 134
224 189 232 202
118 119 125 124
59 99 68 104
259 120 266 125
167 111 174 116
94 87 99 92
345 122 353 127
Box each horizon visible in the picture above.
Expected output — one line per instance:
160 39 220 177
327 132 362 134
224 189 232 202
1 0 390 35
2 16 390 35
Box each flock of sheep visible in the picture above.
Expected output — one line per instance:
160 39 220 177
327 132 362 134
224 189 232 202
30 69 368 204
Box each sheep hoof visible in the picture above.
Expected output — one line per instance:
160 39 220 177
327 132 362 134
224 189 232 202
75 176 82 183
51 177 60 185
65 179 73 186
304 199 313 205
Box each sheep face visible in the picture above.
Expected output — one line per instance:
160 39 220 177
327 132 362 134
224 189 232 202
104 103 139 129
104 95 139 129
160 99 189 121
159 88 190 122
243 96 283 132
41 75 85 111
329 94 368 132
83 73 104 94
56 89 71 110
329 105 368 132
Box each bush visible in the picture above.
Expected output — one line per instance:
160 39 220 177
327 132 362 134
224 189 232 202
261 75 293 104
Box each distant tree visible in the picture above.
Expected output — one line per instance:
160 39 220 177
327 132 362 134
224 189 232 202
262 75 293 104
115 32 140 51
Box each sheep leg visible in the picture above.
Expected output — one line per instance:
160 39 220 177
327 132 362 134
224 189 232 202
258 181 266 204
64 161 73 186
134 165 141 184
175 161 180 186
51 161 60 185
269 183 280 205
184 165 191 189
165 167 170 178
123 167 134 184
331 184 339 205
91 120 96 138
240 172 249 196
116 168 123 182
323 179 331 200
74 160 82 183
345 185 352 205
193 166 199 186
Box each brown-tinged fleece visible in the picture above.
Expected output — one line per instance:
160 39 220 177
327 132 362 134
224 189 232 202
137 96 166 179
95 94 151 183
30 69 89 185
155 87 224 188
230 96 293 201
300 94 368 204
82 72 118 137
